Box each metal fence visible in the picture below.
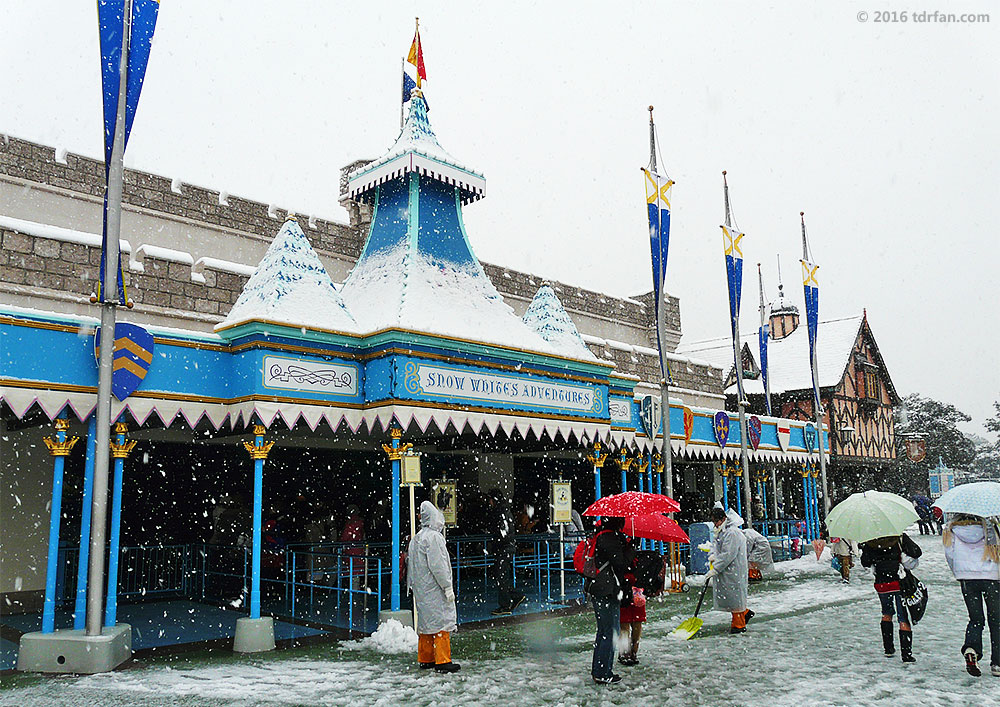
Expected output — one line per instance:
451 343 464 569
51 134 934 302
49 523 805 633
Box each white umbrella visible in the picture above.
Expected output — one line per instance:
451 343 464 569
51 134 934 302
933 481 1000 518
826 490 919 543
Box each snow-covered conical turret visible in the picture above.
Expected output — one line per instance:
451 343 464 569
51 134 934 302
523 284 597 361
217 217 358 333
338 95 572 357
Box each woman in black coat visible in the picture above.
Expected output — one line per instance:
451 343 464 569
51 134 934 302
860 533 922 662
584 517 634 685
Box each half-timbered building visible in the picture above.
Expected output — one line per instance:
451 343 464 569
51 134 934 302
679 289 900 501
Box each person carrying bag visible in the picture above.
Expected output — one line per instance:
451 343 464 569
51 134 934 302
583 517 633 685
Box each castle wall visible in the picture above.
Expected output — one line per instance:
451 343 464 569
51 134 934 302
0 135 716 396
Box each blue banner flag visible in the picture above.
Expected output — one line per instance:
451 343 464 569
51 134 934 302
722 224 744 341
642 167 673 378
758 323 771 414
402 71 416 103
96 0 159 304
801 257 820 371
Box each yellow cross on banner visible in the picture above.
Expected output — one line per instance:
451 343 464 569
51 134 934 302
801 259 819 287
722 225 744 258
643 169 673 209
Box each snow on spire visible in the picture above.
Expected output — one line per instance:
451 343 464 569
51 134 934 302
217 218 357 333
522 284 596 361
347 94 485 205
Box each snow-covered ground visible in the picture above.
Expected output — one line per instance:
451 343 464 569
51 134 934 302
2 534 996 706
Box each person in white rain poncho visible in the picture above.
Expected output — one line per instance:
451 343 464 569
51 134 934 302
707 507 752 634
407 501 460 673
742 526 775 580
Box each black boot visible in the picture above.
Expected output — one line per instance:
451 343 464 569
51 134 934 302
880 621 895 657
900 629 915 663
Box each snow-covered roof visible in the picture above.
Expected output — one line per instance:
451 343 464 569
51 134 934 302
216 218 358 333
677 314 864 395
339 242 595 360
347 95 486 204
522 285 597 361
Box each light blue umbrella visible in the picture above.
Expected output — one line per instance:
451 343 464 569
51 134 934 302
933 481 1000 518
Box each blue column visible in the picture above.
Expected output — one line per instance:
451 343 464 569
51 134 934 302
251 435 264 619
810 474 817 540
74 417 97 630
42 415 77 633
242 423 272 621
620 464 627 494
587 443 606 504
722 474 729 509
104 423 132 627
389 430 402 612
734 469 743 517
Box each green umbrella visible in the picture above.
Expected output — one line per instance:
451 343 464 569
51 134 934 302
826 490 919 543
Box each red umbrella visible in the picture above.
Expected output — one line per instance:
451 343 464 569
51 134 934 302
623 514 689 544
583 491 681 517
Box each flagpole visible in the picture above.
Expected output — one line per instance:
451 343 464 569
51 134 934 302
802 212 830 516
87 0 131 637
757 263 772 416
723 172 753 527
647 107 673 501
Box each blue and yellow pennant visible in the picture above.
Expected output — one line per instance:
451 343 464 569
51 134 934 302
722 224 745 341
96 0 160 304
642 167 674 379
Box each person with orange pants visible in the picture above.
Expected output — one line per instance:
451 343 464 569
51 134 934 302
407 501 460 673
706 506 753 634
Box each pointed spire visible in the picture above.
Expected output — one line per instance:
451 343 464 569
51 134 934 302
217 219 357 334
346 88 485 205
771 254 799 317
522 284 595 361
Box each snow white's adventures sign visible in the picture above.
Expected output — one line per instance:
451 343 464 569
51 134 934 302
404 362 602 415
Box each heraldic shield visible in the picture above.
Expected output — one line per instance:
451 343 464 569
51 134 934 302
713 411 730 448
747 415 762 451
804 423 818 452
640 395 662 439
95 322 155 401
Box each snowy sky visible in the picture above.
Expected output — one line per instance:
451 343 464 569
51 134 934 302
2 1 998 438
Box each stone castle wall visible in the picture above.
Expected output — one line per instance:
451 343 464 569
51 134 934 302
0 135 710 392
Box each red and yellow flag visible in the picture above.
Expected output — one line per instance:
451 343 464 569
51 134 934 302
407 21 427 87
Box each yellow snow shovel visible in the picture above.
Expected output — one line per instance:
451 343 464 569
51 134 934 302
671 577 710 640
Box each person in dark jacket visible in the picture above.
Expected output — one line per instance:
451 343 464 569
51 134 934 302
860 533 922 662
584 517 635 685
488 492 525 616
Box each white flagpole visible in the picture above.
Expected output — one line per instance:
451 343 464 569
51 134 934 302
758 263 772 416
802 213 830 516
648 106 673 501
87 0 131 637
724 172 753 528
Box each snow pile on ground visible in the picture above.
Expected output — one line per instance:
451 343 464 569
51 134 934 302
522 285 597 361
340 619 418 655
217 219 358 333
